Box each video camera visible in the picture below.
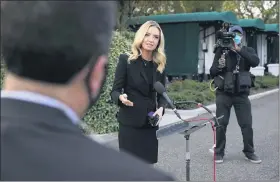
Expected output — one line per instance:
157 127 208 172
213 22 236 53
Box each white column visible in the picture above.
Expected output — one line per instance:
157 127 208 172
204 26 215 75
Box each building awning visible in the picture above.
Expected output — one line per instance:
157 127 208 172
238 18 265 30
264 24 279 33
126 11 239 25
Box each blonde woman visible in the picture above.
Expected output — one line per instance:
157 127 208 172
110 21 167 164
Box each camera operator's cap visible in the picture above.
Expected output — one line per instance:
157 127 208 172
229 25 243 35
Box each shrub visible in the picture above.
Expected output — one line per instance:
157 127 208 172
167 80 216 109
82 31 135 134
166 81 183 92
255 75 279 89
167 75 279 110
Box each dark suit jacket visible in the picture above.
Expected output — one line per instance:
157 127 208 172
110 54 168 127
0 98 175 181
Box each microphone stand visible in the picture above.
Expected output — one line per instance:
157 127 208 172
171 101 223 181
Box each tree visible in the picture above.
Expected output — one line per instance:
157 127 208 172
173 1 224 13
116 0 225 30
116 0 135 31
222 0 279 23
116 1 173 30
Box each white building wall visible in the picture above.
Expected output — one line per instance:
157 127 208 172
256 34 267 66
203 26 215 74
197 27 204 74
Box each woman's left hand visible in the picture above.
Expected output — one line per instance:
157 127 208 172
153 107 164 121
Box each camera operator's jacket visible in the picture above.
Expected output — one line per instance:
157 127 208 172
210 46 260 94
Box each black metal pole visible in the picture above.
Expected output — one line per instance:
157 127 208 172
185 134 190 181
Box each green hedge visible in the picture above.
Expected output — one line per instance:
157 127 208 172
254 74 279 89
167 75 279 110
167 80 216 109
82 31 135 134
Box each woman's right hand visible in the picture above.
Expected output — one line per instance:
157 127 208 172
119 94 134 106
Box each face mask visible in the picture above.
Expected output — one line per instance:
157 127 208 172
234 34 242 45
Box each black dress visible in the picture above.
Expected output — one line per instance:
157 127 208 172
118 59 159 164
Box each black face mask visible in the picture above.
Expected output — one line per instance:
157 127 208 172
84 62 108 111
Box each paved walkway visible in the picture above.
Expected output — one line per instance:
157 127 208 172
107 92 279 181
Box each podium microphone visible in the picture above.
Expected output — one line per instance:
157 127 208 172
154 82 224 182
153 81 183 121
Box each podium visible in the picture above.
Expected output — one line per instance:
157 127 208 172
157 101 222 181
179 120 213 181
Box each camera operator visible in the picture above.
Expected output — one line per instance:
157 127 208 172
210 25 261 164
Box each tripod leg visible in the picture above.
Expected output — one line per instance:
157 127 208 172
185 135 190 181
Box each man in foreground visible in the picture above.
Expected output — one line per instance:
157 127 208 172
1 1 175 180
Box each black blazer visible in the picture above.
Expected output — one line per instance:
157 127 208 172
1 98 175 181
110 54 168 127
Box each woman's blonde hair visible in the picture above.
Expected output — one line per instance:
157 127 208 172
127 20 166 73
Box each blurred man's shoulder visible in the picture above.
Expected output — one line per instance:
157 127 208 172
81 136 175 181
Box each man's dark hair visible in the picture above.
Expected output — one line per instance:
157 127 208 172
1 1 116 84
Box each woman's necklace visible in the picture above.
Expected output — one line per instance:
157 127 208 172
142 59 152 67
143 60 147 66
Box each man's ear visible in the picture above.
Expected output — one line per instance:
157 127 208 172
70 55 107 96
88 55 108 98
